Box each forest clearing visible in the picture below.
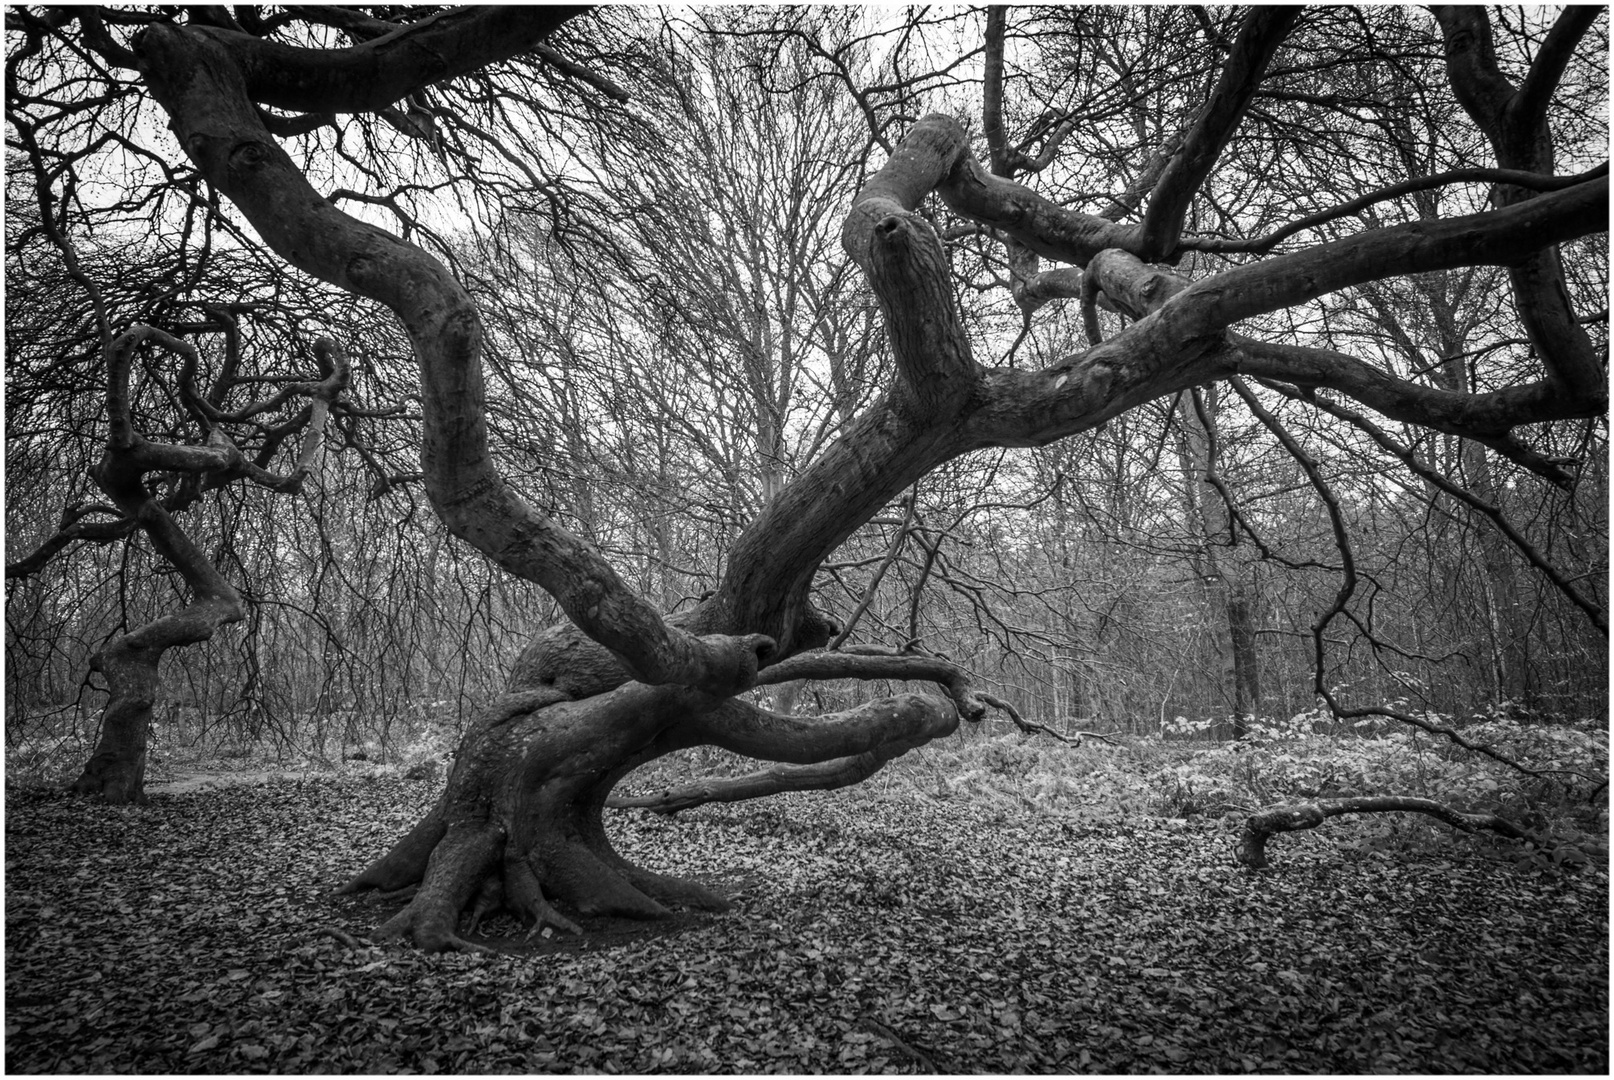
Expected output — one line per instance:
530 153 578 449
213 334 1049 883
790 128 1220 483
5 3 1609 1074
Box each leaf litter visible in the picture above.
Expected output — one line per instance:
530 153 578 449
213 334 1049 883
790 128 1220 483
5 774 1606 1073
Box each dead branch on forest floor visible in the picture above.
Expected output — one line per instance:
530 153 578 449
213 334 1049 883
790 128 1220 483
1237 795 1548 869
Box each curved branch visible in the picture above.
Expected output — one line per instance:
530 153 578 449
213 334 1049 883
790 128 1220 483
683 691 960 765
609 647 1077 814
6 515 137 580
1180 162 1609 257
1168 175 1608 339
1237 796 1538 869
839 113 968 274
135 21 773 697
1511 6 1603 142
1231 337 1597 449
866 213 978 407
1137 5 1299 260
1432 6 1607 400
938 149 1143 267
607 749 897 815
980 7 1018 177
754 647 986 721
194 7 589 114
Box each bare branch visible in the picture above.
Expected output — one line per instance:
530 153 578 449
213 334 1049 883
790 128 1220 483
183 7 591 115
1138 6 1300 259
1267 381 1607 634
1180 162 1609 256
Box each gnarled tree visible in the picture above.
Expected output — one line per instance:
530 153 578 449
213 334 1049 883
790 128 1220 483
8 5 1605 949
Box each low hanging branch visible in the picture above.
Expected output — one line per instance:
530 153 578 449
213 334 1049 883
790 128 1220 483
1227 376 1582 787
1223 376 1585 872
607 648 1068 815
1265 379 1607 636
608 647 1122 814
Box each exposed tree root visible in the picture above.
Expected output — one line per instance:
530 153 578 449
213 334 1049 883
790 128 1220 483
373 884 420 904
502 854 582 937
858 1015 940 1072
580 802 731 910
1237 795 1541 869
313 926 366 950
338 686 749 945
373 820 504 952
537 838 672 919
340 811 446 894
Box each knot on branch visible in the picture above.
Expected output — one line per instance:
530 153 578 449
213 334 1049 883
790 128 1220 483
692 632 776 698
869 212 949 287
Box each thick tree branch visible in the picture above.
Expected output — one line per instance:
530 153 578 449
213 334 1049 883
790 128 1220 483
682 692 961 766
609 647 1080 814
1432 5 1607 400
980 7 1020 177
1230 337 1598 449
196 7 590 114
938 149 1143 266
135 20 771 697
1138 6 1300 260
1167 177 1608 338
1512 6 1603 134
840 114 968 273
866 213 979 408
608 750 897 815
1430 6 1514 144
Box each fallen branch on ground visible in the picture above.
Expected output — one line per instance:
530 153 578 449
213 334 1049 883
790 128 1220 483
1236 795 1544 869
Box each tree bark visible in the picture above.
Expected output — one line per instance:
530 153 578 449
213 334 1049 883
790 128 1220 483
1173 385 1261 739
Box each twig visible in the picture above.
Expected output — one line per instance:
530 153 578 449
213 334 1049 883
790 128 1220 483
315 925 366 950
858 1015 939 1072
978 692 1073 743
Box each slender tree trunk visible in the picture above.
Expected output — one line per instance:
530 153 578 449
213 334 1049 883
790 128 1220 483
1174 387 1260 738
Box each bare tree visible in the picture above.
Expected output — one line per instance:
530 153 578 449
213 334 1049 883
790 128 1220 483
6 6 1604 950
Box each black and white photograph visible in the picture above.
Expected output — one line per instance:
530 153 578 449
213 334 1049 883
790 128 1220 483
5 3 1607 1073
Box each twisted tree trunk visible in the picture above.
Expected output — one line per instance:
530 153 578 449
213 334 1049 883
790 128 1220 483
126 9 1606 950
73 327 347 804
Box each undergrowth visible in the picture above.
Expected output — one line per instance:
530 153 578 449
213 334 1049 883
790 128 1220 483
617 708 1609 869
11 697 1607 870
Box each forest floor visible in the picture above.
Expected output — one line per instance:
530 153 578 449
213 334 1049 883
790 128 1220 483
5 747 1608 1074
